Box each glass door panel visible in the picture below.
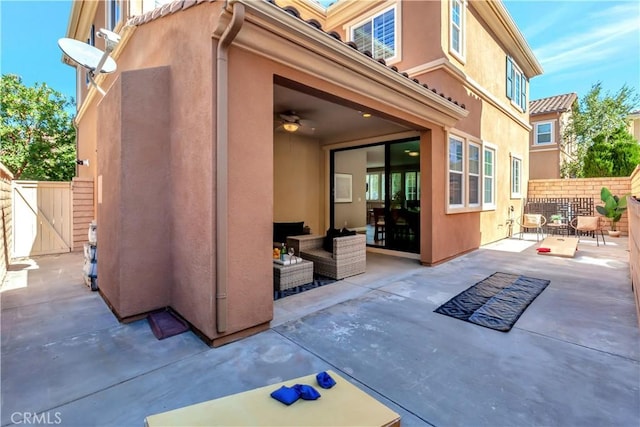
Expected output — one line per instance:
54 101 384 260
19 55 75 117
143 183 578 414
386 140 420 253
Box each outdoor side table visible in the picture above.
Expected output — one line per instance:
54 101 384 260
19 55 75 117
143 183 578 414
273 259 313 292
547 222 568 236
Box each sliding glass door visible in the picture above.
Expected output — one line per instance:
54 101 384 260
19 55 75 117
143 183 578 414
331 138 420 254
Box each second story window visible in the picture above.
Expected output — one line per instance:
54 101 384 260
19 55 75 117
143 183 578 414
351 6 397 61
450 0 465 59
506 57 527 111
534 122 554 145
107 0 121 30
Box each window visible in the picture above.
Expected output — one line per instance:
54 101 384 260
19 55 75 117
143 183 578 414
534 122 554 145
366 172 385 201
405 172 419 201
511 155 522 198
107 0 121 30
483 145 495 208
351 6 396 61
448 137 464 207
506 57 527 111
449 135 496 211
450 0 465 59
468 143 480 206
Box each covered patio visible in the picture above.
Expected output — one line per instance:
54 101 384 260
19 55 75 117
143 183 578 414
2 236 638 426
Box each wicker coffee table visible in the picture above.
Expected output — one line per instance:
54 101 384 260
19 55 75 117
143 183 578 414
273 259 313 292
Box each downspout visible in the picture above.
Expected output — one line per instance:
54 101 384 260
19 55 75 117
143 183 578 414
215 1 245 333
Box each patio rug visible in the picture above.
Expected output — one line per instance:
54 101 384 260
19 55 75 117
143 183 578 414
148 309 190 340
434 272 550 332
274 275 338 300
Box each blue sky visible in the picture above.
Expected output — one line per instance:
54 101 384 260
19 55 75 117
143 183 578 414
1 0 638 107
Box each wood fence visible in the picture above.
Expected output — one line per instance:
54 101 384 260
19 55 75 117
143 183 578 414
629 195 640 326
0 162 94 285
0 164 13 283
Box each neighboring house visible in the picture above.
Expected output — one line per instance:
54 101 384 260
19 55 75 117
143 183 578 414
63 0 542 345
628 110 640 142
529 93 578 179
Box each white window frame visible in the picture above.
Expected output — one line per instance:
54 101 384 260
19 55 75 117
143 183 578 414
506 57 527 112
366 172 385 202
349 4 399 63
449 0 466 62
482 142 496 210
448 136 465 209
106 0 122 31
468 142 480 207
534 121 555 145
511 154 522 199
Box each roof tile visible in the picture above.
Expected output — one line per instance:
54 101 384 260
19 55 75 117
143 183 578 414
529 93 577 115
124 0 464 110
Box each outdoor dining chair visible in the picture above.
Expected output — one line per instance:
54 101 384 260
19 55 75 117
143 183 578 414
516 213 546 242
569 216 606 246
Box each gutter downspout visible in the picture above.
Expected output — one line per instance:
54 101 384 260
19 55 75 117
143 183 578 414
215 1 245 333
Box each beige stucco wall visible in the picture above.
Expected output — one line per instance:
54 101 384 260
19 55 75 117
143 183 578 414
630 165 640 197
334 148 367 229
97 66 172 318
274 133 322 235
530 150 559 180
529 111 562 179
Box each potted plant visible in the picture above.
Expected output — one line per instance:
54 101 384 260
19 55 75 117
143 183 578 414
595 186 628 237
550 214 562 224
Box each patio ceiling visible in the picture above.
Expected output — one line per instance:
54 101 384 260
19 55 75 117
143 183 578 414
273 84 413 145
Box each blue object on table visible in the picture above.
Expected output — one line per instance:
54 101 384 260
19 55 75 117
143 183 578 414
270 386 300 405
316 371 336 389
293 384 321 400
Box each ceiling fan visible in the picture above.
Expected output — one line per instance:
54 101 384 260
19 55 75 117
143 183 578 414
275 111 316 134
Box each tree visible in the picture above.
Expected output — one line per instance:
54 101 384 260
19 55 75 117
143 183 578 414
561 82 639 178
583 127 640 177
0 74 76 180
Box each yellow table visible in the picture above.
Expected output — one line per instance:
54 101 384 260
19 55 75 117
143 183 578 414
145 370 401 427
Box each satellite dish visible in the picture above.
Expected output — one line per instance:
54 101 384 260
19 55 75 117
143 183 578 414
58 37 118 95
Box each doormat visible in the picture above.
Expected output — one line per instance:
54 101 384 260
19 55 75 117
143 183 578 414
434 272 550 332
147 309 190 340
274 275 338 300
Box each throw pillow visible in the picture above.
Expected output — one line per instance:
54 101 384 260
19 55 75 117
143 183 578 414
340 227 357 236
323 228 340 252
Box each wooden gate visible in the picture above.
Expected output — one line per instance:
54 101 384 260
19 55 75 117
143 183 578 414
12 181 72 257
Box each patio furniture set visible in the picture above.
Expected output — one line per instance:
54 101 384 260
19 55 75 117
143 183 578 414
516 213 608 246
272 222 366 295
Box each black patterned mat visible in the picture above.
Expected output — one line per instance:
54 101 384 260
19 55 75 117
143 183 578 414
434 272 550 332
274 275 338 300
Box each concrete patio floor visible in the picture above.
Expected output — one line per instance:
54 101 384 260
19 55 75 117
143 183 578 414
2 235 639 426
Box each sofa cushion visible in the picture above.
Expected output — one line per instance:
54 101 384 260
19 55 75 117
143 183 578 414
274 221 305 244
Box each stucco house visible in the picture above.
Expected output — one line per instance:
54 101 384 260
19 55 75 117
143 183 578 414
63 0 542 345
628 110 640 142
528 93 577 179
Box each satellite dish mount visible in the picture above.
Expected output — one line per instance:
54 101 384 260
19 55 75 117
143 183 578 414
58 28 120 96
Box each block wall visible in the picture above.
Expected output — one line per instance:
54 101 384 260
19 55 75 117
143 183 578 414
0 163 14 283
528 177 632 234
